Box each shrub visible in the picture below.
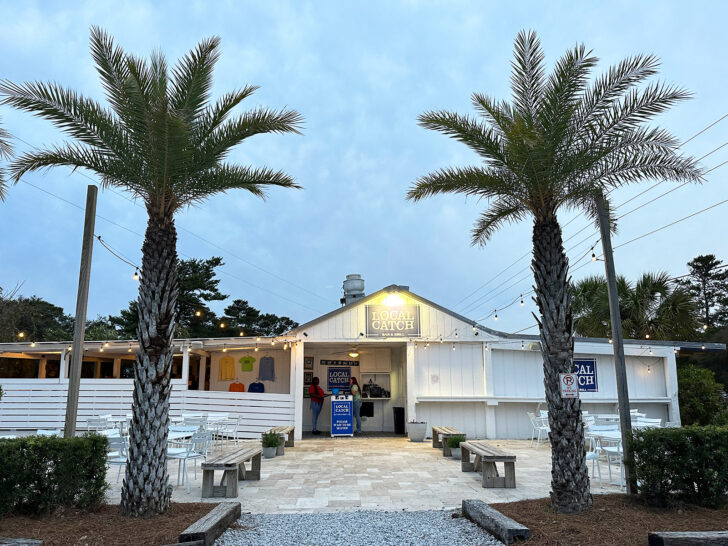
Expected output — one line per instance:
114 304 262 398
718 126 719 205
677 364 728 425
261 431 281 448
0 433 108 516
627 425 728 508
446 434 466 448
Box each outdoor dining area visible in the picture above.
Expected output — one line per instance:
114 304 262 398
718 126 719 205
12 412 242 493
527 408 669 488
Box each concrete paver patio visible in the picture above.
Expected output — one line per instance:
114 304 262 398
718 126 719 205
106 436 622 513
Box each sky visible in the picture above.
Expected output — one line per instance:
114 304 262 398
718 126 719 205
0 0 727 336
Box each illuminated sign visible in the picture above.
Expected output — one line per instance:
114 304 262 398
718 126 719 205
365 304 420 337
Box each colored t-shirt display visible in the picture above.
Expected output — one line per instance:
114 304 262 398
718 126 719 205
258 356 275 381
239 356 255 372
219 356 236 381
248 381 265 393
229 381 245 392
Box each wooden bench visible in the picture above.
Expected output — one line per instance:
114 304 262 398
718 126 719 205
461 440 516 488
201 445 261 498
432 425 466 457
267 425 295 455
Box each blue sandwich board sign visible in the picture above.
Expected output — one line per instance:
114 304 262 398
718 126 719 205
331 398 353 436
573 358 598 392
328 367 351 392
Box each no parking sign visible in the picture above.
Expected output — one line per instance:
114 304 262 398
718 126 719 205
559 373 579 398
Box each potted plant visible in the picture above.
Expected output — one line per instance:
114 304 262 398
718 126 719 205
447 434 466 459
407 420 427 442
262 431 281 458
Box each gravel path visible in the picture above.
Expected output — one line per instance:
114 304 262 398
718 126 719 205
215 509 503 546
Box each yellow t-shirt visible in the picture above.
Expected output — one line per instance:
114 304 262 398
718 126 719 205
219 356 236 381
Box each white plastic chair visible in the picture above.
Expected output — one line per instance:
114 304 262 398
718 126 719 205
633 417 662 429
167 431 211 492
527 412 549 448
603 439 624 488
36 429 62 436
87 416 110 432
217 415 240 448
585 436 603 487
107 435 128 483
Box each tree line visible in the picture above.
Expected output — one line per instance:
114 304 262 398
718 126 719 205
0 256 298 343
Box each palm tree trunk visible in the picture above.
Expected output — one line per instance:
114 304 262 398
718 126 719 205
532 216 592 514
120 214 178 517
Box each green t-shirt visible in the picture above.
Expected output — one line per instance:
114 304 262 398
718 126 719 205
351 384 361 401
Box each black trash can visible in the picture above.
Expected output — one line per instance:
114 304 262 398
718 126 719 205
393 406 405 435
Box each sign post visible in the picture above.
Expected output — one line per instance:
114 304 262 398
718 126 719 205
559 373 579 399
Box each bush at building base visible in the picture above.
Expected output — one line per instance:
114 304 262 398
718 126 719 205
628 425 728 508
0 434 108 516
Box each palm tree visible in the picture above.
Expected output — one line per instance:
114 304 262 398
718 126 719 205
572 272 699 340
0 117 12 200
407 30 702 513
1 28 302 517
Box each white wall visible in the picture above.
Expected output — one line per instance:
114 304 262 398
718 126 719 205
209 349 291 394
414 343 485 397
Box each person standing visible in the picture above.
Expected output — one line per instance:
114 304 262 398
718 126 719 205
308 377 325 435
350 376 362 435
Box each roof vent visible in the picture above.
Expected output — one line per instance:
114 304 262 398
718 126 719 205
341 274 365 306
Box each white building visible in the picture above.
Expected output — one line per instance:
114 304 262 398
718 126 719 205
0 276 719 440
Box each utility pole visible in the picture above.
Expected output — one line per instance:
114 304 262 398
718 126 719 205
595 191 635 494
64 185 97 438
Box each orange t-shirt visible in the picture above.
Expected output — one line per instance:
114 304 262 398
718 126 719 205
229 382 245 392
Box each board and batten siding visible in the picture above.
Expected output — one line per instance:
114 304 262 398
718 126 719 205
414 343 485 398
303 292 493 342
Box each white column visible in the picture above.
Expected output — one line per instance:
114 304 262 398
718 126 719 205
664 350 681 425
405 341 416 427
59 348 69 381
292 340 304 440
199 355 207 391
181 344 190 389
483 343 497 439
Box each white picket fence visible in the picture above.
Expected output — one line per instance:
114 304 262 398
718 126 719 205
0 379 294 439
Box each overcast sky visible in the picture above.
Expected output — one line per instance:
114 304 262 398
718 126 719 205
1 0 726 336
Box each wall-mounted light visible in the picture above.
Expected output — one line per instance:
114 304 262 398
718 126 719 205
349 350 359 358
382 292 406 307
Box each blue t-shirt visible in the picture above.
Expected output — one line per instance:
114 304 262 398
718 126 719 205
258 356 275 381
248 382 265 393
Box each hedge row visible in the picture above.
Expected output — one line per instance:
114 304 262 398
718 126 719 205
628 425 728 508
0 434 108 516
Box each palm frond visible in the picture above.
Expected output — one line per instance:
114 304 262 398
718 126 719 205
194 86 258 143
406 166 521 202
170 36 221 121
471 198 529 246
182 164 300 204
510 29 545 119
417 110 507 166
471 93 513 137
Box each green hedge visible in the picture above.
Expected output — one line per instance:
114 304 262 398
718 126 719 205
0 434 108 516
628 425 728 508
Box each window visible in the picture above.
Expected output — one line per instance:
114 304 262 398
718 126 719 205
120 359 135 379
0 357 40 378
45 359 61 378
171 355 184 379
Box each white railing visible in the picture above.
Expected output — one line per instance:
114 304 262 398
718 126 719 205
0 379 294 439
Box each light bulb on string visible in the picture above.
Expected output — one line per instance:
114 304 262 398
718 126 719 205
271 339 275 346
220 322 226 329
451 343 455 351
521 341 525 350
425 341 429 348
195 310 202 317
30 342 36 348
222 344 227 353
254 345 259 352
484 343 489 351
647 364 652 373
133 269 140 281
439 337 443 344
645 334 650 339
128 344 132 353
591 253 597 262
520 295 524 307
494 310 498 321
648 347 653 355
703 323 709 331
239 331 244 336
18 331 25 338
283 342 288 350
702 344 706 350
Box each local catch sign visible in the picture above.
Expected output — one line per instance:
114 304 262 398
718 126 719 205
365 305 420 337
573 358 598 392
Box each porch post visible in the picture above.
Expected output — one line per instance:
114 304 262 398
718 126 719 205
59 348 69 380
483 343 497 439
292 340 304 440
181 344 190 388
405 341 416 425
664 349 681 425
199 355 207 391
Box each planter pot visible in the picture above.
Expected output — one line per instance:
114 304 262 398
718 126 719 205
263 446 278 458
407 422 427 442
450 445 462 459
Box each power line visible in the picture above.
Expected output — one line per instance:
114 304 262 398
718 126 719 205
452 113 728 312
17 178 326 315
11 134 330 305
